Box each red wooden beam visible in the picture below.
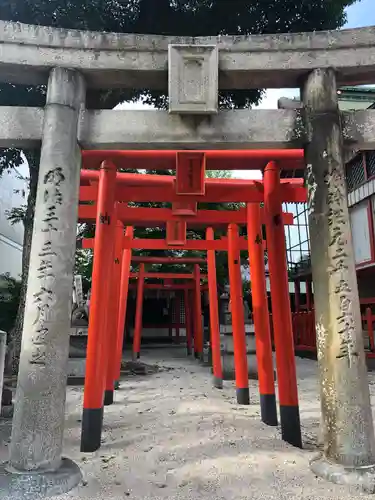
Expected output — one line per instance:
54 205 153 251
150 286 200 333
81 149 305 171
129 283 194 290
80 169 303 189
131 256 205 264
129 273 194 280
78 205 294 227
79 183 306 204
83 237 249 251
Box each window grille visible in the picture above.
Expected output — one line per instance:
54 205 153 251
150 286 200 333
366 152 375 179
346 155 364 192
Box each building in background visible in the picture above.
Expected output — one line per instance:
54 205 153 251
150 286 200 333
284 85 375 303
0 162 28 280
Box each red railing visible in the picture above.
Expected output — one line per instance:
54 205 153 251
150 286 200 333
268 311 316 352
360 298 375 355
282 298 375 357
292 311 316 351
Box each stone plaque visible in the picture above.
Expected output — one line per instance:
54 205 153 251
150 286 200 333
168 44 219 114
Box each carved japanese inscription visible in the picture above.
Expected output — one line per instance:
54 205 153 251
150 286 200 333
30 167 65 366
324 160 358 365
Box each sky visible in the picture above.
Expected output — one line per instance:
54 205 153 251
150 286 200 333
117 0 375 179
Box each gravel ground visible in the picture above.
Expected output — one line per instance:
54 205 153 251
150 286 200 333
2 347 375 499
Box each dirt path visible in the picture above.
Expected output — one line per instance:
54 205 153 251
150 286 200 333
2 348 375 499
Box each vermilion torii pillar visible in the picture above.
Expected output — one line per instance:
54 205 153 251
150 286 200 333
247 203 278 426
81 160 117 453
104 218 124 405
184 288 193 355
114 226 133 386
100 202 118 404
193 264 204 360
206 227 223 389
264 161 302 448
133 263 145 359
227 223 250 405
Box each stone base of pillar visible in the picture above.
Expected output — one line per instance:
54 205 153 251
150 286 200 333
310 454 375 493
0 458 81 499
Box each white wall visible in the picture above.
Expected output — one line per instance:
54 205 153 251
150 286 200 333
0 162 28 279
350 200 372 265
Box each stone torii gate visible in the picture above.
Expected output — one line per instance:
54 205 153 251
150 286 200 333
1 19 375 497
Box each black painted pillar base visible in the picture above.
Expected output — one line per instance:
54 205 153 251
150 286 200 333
207 347 213 367
80 407 104 452
194 351 200 359
260 393 278 426
236 387 250 405
280 405 302 448
132 352 140 360
212 376 223 389
104 389 114 406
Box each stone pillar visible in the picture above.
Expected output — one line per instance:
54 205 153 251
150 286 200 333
303 68 375 491
1 68 85 497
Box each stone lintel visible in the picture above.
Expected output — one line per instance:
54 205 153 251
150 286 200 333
2 21 375 89
2 106 375 152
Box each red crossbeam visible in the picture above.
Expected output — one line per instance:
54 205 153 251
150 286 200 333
131 256 205 264
129 272 195 280
83 237 249 251
128 283 210 290
80 184 305 203
80 169 304 189
78 205 294 227
82 149 305 171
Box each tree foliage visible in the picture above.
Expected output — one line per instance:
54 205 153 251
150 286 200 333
0 0 356 110
0 0 357 369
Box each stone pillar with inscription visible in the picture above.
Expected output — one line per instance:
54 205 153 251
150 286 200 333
0 68 85 498
303 68 375 491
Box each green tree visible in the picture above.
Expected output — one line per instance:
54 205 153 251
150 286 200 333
0 0 356 372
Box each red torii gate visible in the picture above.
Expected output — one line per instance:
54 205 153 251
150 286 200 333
79 150 306 455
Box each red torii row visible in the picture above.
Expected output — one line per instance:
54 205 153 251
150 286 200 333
79 151 305 454
80 166 303 246
80 171 299 362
